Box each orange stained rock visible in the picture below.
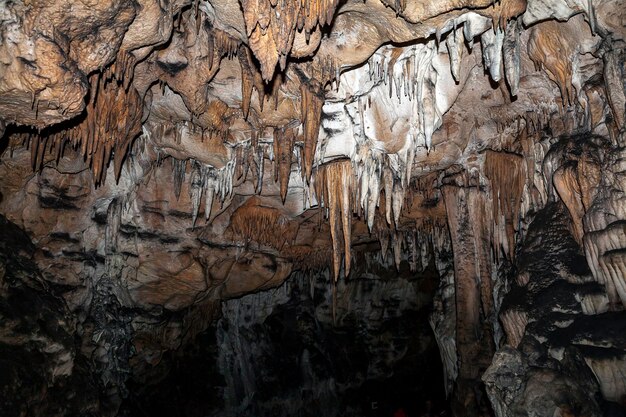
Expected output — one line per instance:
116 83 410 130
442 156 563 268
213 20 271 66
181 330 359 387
28 70 143 185
272 126 296 203
315 159 355 281
241 0 340 81
300 82 324 183
484 150 525 260
554 163 586 245
528 20 577 107
229 196 299 249
486 0 527 30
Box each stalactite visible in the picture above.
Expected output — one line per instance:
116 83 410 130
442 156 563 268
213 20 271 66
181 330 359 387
300 82 324 183
229 196 298 249
189 162 204 226
172 158 187 200
188 159 235 226
26 71 142 185
109 49 137 92
272 127 295 203
214 27 240 60
239 46 266 119
241 0 340 80
254 136 265 195
603 49 626 132
481 26 505 83
105 197 123 256
445 26 464 83
503 19 521 97
315 160 355 281
273 127 281 182
484 150 526 260
528 20 576 108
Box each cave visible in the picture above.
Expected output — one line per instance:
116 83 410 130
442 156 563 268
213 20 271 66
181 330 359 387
1 1 626 417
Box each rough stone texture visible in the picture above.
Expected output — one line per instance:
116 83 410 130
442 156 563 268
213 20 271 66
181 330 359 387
215 261 444 417
0 0 625 416
485 199 626 417
0 215 102 417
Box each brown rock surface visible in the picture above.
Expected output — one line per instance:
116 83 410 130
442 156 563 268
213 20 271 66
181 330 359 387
1 0 626 416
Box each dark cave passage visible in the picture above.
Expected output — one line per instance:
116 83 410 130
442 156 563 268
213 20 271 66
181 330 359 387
119 256 447 417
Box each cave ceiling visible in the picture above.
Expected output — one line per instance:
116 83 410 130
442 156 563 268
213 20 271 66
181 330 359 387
0 0 625 309
2 1 626 415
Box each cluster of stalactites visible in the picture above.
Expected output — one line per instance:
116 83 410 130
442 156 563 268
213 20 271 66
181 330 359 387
241 0 340 81
376 219 450 273
174 158 235 226
367 42 440 149
229 196 299 249
26 68 142 185
373 172 448 272
314 159 355 282
427 10 524 98
484 150 526 260
374 215 413 272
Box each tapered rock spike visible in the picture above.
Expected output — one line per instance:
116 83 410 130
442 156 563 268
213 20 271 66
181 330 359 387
503 19 521 97
278 128 295 203
446 27 464 83
300 83 323 183
173 158 187 200
315 160 354 281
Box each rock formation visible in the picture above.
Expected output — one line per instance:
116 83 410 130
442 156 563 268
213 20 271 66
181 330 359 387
1 0 625 416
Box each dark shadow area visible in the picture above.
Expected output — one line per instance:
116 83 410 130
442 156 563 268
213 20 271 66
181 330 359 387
120 254 448 417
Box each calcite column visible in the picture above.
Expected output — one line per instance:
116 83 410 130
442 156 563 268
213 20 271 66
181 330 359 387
442 178 496 416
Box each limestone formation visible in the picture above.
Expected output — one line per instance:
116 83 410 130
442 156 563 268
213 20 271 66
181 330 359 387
1 0 626 416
